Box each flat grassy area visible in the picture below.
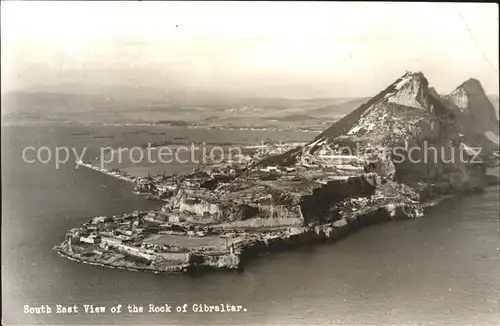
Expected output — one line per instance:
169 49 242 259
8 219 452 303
144 234 227 249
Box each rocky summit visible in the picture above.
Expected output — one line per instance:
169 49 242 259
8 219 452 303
444 78 499 151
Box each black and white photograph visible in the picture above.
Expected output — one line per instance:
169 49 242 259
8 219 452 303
1 1 499 325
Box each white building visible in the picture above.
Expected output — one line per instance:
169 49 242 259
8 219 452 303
259 166 280 173
79 235 97 244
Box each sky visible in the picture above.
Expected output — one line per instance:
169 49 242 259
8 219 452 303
1 1 499 98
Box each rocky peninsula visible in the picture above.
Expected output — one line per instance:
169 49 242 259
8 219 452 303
54 72 499 274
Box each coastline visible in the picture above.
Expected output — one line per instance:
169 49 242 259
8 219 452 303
58 152 498 275
53 193 458 275
2 121 324 133
53 246 190 274
75 160 137 183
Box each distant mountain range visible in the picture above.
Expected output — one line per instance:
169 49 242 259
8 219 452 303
2 84 498 129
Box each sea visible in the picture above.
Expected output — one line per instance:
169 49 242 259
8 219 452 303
2 125 499 325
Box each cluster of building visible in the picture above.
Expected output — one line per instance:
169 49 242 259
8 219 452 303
61 140 413 273
61 210 200 266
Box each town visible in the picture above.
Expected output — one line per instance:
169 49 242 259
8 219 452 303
55 138 425 273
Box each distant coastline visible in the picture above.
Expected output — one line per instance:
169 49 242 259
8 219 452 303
1 120 325 133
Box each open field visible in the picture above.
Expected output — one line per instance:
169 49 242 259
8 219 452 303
144 234 227 249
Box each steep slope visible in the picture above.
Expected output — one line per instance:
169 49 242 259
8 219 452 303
443 79 499 153
262 71 487 198
446 78 498 134
488 95 499 119
315 71 456 144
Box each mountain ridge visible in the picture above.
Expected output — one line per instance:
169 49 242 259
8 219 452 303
259 71 497 198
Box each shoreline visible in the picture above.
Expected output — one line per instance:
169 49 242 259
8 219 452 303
75 160 137 183
54 193 462 275
53 246 189 274
60 153 498 276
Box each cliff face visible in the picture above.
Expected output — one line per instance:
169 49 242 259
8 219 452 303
316 72 442 143
299 174 377 222
178 198 221 217
444 78 499 154
446 78 498 135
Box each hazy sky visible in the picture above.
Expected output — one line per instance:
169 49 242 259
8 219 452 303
2 2 498 98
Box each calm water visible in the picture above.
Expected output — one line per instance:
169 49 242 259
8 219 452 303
2 126 499 325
